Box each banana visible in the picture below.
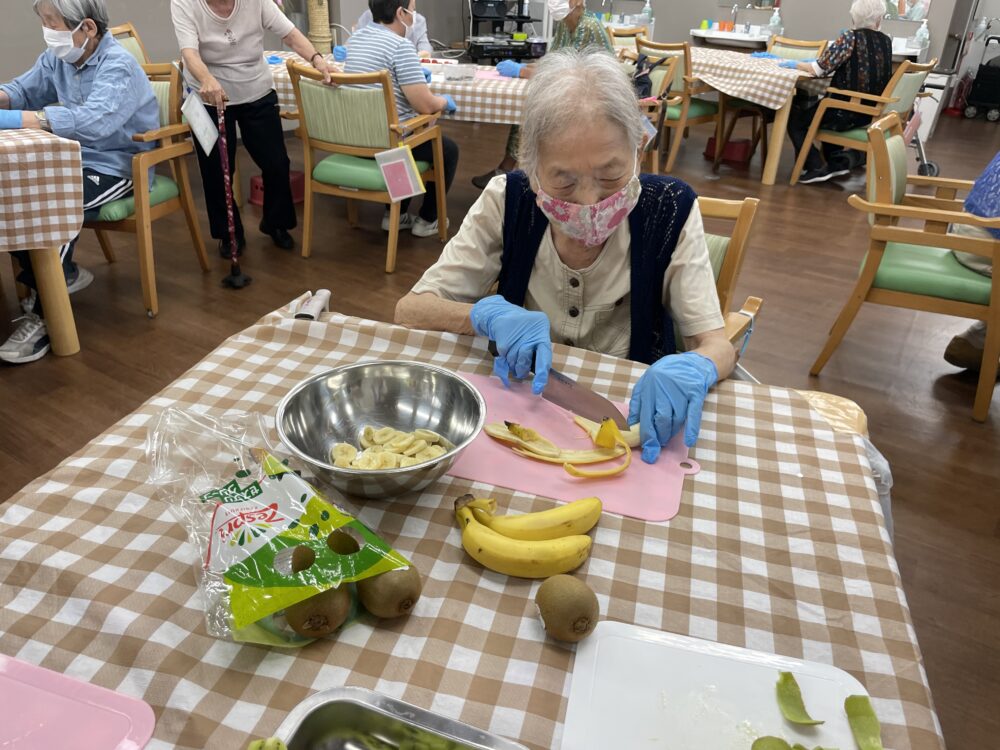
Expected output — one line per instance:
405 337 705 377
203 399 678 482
413 428 441 444
574 415 642 448
330 442 358 468
455 504 592 578
403 439 429 457
373 427 399 445
463 495 603 541
387 432 416 452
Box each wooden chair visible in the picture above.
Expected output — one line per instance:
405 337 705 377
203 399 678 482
110 22 151 64
636 38 724 174
607 25 648 51
286 62 448 273
811 113 1000 421
83 63 209 317
621 49 680 175
713 35 829 171
789 58 936 185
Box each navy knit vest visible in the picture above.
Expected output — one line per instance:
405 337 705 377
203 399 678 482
497 171 696 365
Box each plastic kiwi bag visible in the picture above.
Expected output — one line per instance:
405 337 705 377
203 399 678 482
146 407 411 647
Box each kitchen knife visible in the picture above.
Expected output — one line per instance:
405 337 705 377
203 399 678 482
487 341 630 429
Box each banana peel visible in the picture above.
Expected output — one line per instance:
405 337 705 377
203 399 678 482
564 418 632 478
484 418 632 478
574 415 642 448
485 422 560 458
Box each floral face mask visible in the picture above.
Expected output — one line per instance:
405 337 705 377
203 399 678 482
534 158 642 247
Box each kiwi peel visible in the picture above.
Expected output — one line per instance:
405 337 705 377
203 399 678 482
285 585 351 638
357 566 423 619
535 574 599 643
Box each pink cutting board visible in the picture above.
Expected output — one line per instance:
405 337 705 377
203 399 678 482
474 68 505 80
0 654 155 749
448 373 699 522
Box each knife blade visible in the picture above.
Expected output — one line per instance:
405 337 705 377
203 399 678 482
487 341 630 429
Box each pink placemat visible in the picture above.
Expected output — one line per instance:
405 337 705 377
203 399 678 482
474 68 505 80
448 373 698 522
0 654 155 749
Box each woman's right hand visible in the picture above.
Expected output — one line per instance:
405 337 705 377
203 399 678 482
470 295 552 394
199 75 228 111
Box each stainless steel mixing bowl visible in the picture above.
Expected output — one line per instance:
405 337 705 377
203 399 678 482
276 361 485 499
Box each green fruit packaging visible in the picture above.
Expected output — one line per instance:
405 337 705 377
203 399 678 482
147 408 411 646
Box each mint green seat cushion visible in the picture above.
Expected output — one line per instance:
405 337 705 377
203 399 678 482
313 153 430 192
819 127 868 143
666 97 718 120
96 175 179 222
704 233 729 281
869 242 992 305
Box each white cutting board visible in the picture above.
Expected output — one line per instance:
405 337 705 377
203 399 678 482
562 622 867 750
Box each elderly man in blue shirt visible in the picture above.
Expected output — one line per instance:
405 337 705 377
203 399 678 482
0 0 159 364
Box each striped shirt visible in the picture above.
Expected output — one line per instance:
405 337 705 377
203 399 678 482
344 23 425 122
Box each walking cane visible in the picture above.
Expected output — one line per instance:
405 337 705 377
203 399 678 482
217 107 252 289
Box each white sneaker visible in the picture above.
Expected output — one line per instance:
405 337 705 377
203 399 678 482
381 211 415 232
0 313 51 364
18 266 93 315
411 216 449 238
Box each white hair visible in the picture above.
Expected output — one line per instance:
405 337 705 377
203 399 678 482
33 0 109 35
518 47 646 177
850 0 886 29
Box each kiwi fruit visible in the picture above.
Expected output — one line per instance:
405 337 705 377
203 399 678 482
327 529 361 555
285 585 351 638
290 545 315 573
535 575 599 643
357 566 422 619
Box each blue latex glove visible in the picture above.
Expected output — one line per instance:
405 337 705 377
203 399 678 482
441 93 457 113
266 55 283 64
750 51 780 59
0 109 24 129
496 60 525 78
779 60 801 69
628 351 718 462
333 45 348 62
470 295 552 394
422 66 433 83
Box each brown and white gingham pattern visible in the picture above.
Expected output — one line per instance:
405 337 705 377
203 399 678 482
691 47 830 109
0 130 82 253
0 300 943 750
269 51 526 126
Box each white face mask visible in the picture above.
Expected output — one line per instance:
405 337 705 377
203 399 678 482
548 0 570 22
43 21 87 63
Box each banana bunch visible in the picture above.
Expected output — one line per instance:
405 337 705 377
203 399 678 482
453 494 602 578
485 418 634 479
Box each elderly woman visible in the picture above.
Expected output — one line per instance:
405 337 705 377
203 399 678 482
170 0 333 255
396 49 734 460
785 0 893 184
0 0 159 364
471 0 614 188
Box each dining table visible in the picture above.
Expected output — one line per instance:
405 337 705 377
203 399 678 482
0 296 944 749
689 46 831 186
0 128 83 355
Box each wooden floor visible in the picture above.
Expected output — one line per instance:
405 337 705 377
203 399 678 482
2 113 998 747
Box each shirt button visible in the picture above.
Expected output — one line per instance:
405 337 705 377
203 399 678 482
569 306 579 318
569 277 580 288
615 298 624 307
565 338 575 346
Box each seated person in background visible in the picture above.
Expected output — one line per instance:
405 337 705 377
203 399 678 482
345 0 459 238
944 150 999 373
396 49 735 461
471 0 614 188
354 4 432 56
0 0 159 365
783 0 893 184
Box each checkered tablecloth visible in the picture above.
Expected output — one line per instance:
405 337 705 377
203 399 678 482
0 300 943 750
0 130 82 252
268 51 526 126
691 47 830 109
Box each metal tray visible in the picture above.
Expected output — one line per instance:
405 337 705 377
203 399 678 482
274 687 529 750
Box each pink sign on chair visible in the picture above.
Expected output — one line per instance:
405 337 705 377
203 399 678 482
448 373 699 522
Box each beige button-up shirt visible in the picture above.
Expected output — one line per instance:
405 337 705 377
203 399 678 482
410 175 725 359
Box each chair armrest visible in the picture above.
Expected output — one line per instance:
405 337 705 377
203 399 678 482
825 86 899 105
280 110 300 121
133 140 193 171
905 174 975 191
848 194 1000 229
390 113 439 136
131 123 189 143
724 296 763 346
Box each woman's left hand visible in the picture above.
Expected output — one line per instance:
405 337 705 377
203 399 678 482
628 351 718 462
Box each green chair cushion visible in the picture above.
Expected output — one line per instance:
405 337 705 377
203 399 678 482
666 97 719 120
313 153 430 192
96 175 179 222
869 242 992 306
705 233 729 282
819 127 868 143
